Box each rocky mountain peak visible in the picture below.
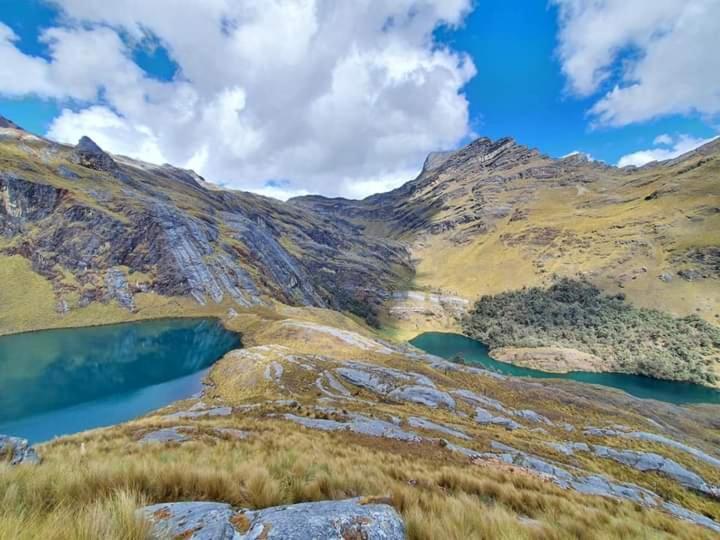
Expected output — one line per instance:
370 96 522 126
72 136 119 173
0 115 23 130
422 151 455 173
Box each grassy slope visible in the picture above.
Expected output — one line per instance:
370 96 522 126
375 148 720 384
413 164 720 321
2 307 719 539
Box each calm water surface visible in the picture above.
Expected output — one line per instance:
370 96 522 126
410 332 720 405
0 318 240 442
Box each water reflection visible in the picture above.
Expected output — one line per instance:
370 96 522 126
0 318 240 424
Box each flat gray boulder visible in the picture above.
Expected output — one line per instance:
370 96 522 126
141 502 236 539
388 385 455 409
592 445 719 496
408 416 470 440
139 427 193 444
0 434 41 465
284 412 420 442
140 498 406 539
474 407 521 430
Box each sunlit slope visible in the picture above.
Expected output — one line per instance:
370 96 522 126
0 121 412 334
295 137 720 323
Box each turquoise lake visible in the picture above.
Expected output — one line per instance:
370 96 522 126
410 332 720 405
0 318 240 443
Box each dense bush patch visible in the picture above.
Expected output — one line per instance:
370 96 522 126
463 279 720 385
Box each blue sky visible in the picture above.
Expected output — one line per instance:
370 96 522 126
438 2 717 163
0 1 718 197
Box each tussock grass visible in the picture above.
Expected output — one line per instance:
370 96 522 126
0 419 714 539
0 486 150 540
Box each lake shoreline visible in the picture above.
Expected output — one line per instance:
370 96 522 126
410 331 720 404
0 313 230 338
0 318 241 442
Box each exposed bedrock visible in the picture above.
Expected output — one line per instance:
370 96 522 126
140 498 406 540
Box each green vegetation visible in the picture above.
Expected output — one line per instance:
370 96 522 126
463 279 720 385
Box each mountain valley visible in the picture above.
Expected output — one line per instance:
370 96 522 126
1 115 720 538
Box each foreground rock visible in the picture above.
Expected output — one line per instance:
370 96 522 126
592 445 719 497
0 435 41 465
140 498 405 539
485 442 720 533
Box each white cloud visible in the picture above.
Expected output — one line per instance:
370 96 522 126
561 150 594 161
553 0 720 126
0 0 476 198
340 167 421 199
617 133 718 167
653 133 672 146
47 106 167 164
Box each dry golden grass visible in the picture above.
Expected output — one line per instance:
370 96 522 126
1 315 719 538
1 417 714 540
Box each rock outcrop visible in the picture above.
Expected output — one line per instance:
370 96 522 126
140 498 406 539
72 136 120 174
0 131 412 324
0 435 41 465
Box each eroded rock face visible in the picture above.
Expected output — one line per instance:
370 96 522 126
585 428 720 470
0 173 63 236
486 442 720 533
140 498 406 540
591 445 719 497
0 435 41 465
0 135 411 324
104 267 135 311
72 136 120 174
335 361 454 409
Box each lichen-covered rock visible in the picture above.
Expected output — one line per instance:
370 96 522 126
408 416 470 440
592 445 719 496
487 441 720 533
586 428 720 470
284 412 420 442
140 502 236 539
0 434 41 465
237 498 406 539
451 389 510 413
139 427 193 444
388 385 456 409
164 406 232 421
337 367 393 394
549 442 590 456
140 498 406 540
516 409 552 425
474 407 521 430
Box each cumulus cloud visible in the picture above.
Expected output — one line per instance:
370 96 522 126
0 0 476 198
617 133 718 167
553 0 720 126
653 133 673 146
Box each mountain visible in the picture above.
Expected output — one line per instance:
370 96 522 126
1 116 719 381
2 115 720 537
0 120 411 333
293 136 720 323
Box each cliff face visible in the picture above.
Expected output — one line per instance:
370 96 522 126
0 120 411 329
